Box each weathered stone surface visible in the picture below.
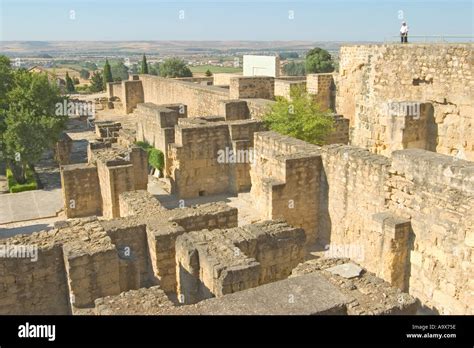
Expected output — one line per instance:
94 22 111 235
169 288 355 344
326 263 363 279
175 220 306 304
153 272 349 315
292 257 418 315
94 286 173 315
337 44 473 161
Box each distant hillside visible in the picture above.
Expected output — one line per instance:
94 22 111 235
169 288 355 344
0 40 376 57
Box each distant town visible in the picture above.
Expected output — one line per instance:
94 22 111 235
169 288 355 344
0 40 350 90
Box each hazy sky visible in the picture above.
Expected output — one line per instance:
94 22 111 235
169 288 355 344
0 0 472 41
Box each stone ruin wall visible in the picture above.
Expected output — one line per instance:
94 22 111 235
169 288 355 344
61 164 102 218
307 73 336 111
168 117 266 198
106 79 144 114
229 76 275 100
274 80 306 100
322 146 473 314
133 103 187 173
387 150 473 314
60 144 148 219
54 133 73 165
118 190 239 292
96 159 135 219
328 144 473 314
139 75 230 117
213 73 242 86
250 132 321 245
107 81 123 100
318 145 410 292
175 220 306 304
0 193 239 314
336 44 473 160
250 131 473 314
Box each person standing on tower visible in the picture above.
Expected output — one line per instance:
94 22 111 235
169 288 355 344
400 21 409 43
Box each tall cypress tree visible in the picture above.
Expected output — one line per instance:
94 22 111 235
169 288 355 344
103 59 113 88
65 72 75 93
141 54 149 74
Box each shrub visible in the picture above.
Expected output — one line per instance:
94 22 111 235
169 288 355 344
264 85 334 145
135 141 164 171
6 167 38 193
148 148 164 171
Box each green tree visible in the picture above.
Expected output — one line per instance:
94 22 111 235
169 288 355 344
65 72 75 93
149 62 160 76
159 58 192 78
0 56 13 158
79 69 90 80
283 61 306 76
103 58 113 87
205 69 212 77
111 61 129 81
129 63 139 75
89 71 104 92
305 47 334 74
141 54 149 74
279 52 299 60
82 62 97 71
3 69 67 183
264 85 333 145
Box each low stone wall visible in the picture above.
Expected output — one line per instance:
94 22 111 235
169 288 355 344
213 73 243 86
324 115 350 145
95 121 122 141
0 242 70 314
139 74 230 117
0 218 122 313
219 100 250 121
250 132 322 244
274 80 306 100
133 102 187 173
0 191 240 314
60 164 102 218
168 117 266 198
55 133 73 165
307 73 335 111
107 80 144 114
243 98 274 119
229 76 275 99
250 132 473 314
175 220 306 304
291 257 417 315
61 144 148 219
118 190 238 292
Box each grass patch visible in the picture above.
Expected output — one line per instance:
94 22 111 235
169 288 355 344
6 167 38 193
190 65 242 74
